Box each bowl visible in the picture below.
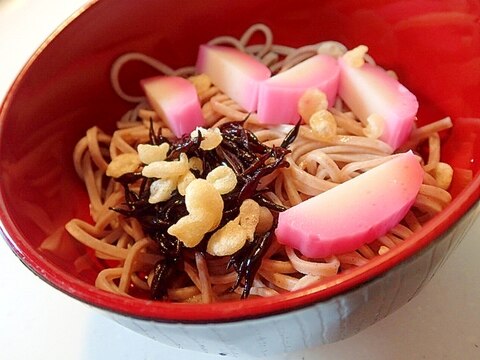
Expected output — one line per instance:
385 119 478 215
0 0 479 357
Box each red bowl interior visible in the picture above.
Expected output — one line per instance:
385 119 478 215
1 0 479 322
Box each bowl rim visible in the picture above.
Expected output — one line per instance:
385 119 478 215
1 174 478 323
1 0 479 323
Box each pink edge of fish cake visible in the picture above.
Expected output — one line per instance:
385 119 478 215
338 57 419 150
141 76 205 138
257 54 340 125
275 151 423 259
195 45 271 112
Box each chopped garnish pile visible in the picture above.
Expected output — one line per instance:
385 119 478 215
112 120 300 299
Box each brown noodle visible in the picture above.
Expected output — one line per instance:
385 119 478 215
65 24 453 302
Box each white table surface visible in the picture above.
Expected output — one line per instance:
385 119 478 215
1 1 479 359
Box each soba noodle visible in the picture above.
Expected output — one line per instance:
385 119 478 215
65 24 453 302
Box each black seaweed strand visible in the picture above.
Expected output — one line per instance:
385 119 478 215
228 212 279 298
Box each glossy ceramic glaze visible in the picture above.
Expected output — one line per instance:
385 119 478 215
0 0 479 356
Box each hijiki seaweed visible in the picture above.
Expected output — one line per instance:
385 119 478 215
112 120 301 300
